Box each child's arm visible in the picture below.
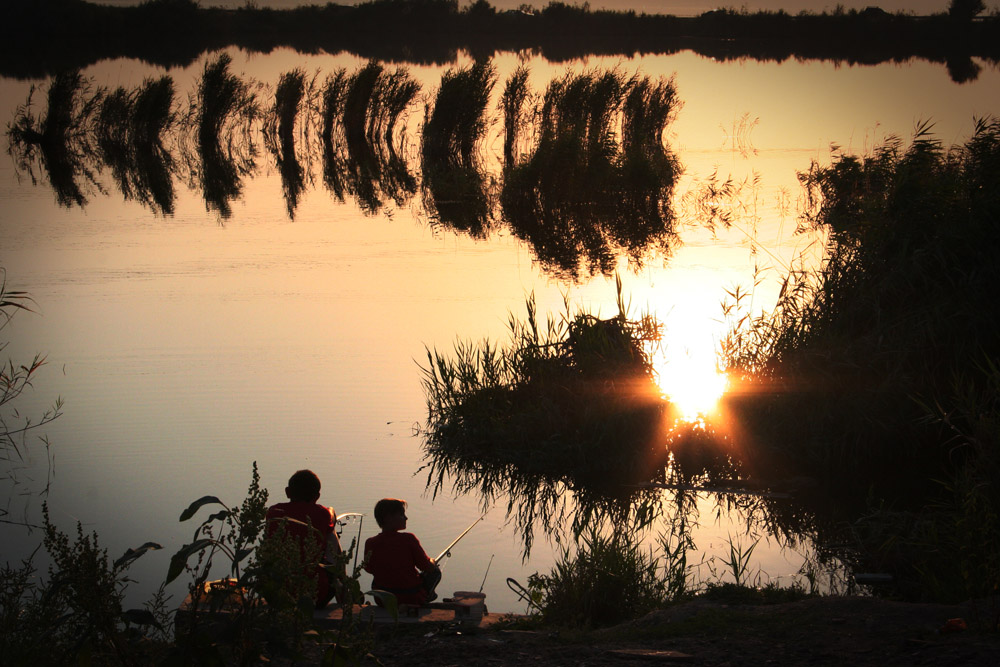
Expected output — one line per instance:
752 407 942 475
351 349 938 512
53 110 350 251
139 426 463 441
362 537 375 574
411 535 441 573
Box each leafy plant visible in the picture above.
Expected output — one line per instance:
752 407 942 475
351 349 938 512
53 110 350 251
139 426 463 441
0 505 164 665
528 528 667 628
167 464 380 665
1 271 62 527
166 462 298 664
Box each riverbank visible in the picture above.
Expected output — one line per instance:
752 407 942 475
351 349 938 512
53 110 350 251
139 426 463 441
366 596 999 666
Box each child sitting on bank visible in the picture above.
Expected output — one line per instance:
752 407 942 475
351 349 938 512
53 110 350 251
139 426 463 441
265 469 344 608
363 498 442 605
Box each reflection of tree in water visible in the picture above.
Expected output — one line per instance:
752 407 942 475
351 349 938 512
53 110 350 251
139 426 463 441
500 68 682 281
321 62 420 215
420 60 496 238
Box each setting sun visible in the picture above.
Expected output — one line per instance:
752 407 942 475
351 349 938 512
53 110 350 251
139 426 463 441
653 344 728 420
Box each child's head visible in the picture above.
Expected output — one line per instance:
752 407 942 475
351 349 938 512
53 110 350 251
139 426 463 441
373 498 407 529
285 469 322 503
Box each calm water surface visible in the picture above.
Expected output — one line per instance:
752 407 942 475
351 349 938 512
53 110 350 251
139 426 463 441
2 47 997 612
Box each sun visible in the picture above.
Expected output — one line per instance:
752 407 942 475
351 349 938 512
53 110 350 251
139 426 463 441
652 343 728 421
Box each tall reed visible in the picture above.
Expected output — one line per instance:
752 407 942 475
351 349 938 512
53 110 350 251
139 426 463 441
265 68 312 218
196 53 260 145
500 65 531 166
320 68 350 202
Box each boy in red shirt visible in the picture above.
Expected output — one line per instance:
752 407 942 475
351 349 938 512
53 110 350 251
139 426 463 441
363 498 442 605
265 469 343 608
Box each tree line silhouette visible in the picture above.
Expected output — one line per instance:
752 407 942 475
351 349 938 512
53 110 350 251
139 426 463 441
3 0 998 83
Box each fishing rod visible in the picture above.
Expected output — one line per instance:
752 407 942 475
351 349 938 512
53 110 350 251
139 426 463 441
434 512 487 565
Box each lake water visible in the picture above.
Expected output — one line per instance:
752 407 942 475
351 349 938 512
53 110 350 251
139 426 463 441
2 44 998 613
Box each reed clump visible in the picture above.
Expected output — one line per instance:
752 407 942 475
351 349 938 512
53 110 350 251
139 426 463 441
320 68 350 203
420 283 670 554
422 59 494 166
500 68 681 280
528 529 668 628
195 53 260 146
720 118 1000 602
500 64 531 165
420 59 496 236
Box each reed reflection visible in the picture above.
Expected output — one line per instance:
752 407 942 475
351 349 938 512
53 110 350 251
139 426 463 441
321 62 420 215
420 60 496 237
7 70 102 208
187 54 262 219
500 68 681 280
9 59 683 278
264 69 312 219
418 289 783 556
95 77 177 216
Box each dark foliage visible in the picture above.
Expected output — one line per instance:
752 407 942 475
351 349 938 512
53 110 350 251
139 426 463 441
3 1 999 84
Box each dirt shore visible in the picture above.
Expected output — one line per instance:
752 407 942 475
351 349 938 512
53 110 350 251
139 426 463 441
367 597 1000 666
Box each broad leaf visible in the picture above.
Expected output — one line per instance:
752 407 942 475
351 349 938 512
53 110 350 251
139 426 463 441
367 589 399 621
179 496 224 521
114 541 163 570
122 608 162 629
201 509 231 527
166 538 215 584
